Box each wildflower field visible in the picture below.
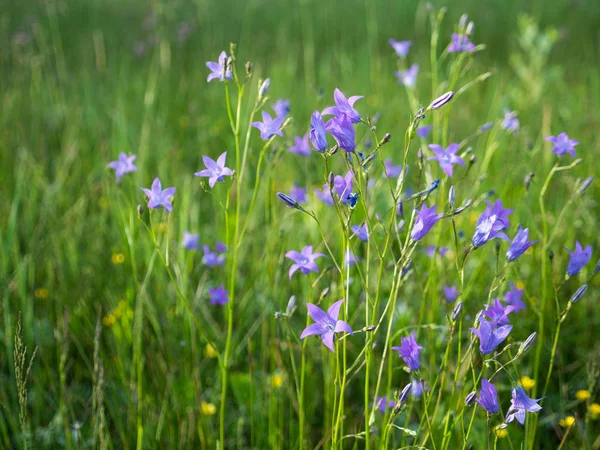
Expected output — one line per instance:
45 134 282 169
2 0 600 448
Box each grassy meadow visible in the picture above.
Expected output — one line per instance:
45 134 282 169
2 0 600 448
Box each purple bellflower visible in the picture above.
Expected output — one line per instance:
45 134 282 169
322 88 363 123
417 126 432 139
182 232 200 251
374 396 395 413
325 115 356 152
411 379 429 399
215 241 227 252
428 143 465 177
272 99 290 118
395 64 419 88
300 299 353 352
209 285 229 305
502 110 519 134
448 33 476 53
206 51 232 82
194 152 233 188
286 245 326 278
483 298 515 327
289 185 307 204
384 159 403 178
475 378 500 414
314 184 334 206
505 386 542 425
344 249 359 266
289 133 311 156
472 199 513 247
470 316 512 355
392 332 422 371
141 178 176 212
411 204 443 241
504 283 526 312
506 227 537 261
351 223 369 242
444 285 459 302
252 111 285 141
334 171 354 204
565 241 592 276
310 111 328 152
108 153 137 184
545 132 579 157
388 39 412 57
424 245 437 258
202 245 226 266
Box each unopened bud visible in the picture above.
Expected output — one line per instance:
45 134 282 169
465 391 477 406
286 296 296 315
401 258 412 279
365 325 376 332
469 154 476 165
418 148 424 167
328 172 335 189
569 284 588 304
245 61 252 76
594 259 600 275
518 332 536 354
578 176 593 194
137 205 143 217
396 200 404 218
428 91 454 110
381 133 391 144
320 287 330 299
399 382 412 403
449 186 456 207
329 145 339 156
452 301 463 321
466 21 475 35
258 77 270 97
458 14 468 30
549 249 554 262
277 192 299 209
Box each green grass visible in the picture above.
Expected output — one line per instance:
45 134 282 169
1 0 600 448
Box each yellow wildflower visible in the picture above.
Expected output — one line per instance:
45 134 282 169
559 416 576 427
271 374 284 389
589 403 600 418
495 428 508 438
102 314 116 327
515 281 525 290
34 288 49 299
204 344 218 358
111 253 125 264
576 389 591 401
519 376 535 390
201 402 216 416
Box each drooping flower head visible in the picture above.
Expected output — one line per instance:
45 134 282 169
388 39 412 57
289 133 311 156
208 285 229 305
344 249 359 266
395 64 419 88
411 379 429 399
483 298 515 327
411 204 443 241
472 199 514 247
444 285 459 302
470 316 512 355
251 111 285 141
383 159 403 178
314 184 334 206
322 88 363 123
392 332 422 371
194 152 233 188
373 396 396 413
325 115 356 152
351 223 369 242
505 386 542 425
417 126 432 139
448 33 476 53
427 143 465 177
334 171 354 204
272 99 291 118
310 111 328 152
300 299 353 352
504 283 526 312
502 109 519 134
565 241 592 277
475 378 500 414
206 51 232 82
289 185 307 204
285 245 326 278
545 132 579 158
202 244 226 266
107 153 137 184
182 232 200 251
140 178 176 212
506 227 537 261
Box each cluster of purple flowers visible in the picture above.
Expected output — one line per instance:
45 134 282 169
471 379 542 425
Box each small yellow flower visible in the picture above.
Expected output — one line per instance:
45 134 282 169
157 222 168 233
576 389 591 401
589 403 600 417
559 416 576 427
271 374 284 389
519 376 536 390
515 281 525 290
204 344 218 358
102 314 116 327
111 253 125 264
201 402 216 416
34 288 49 299
495 428 508 438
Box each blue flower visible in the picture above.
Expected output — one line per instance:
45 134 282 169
182 232 200 251
472 199 513 247
470 316 512 355
322 88 363 124
300 299 353 352
206 51 232 82
140 178 176 212
325 115 356 152
388 39 412 57
565 241 592 276
545 132 579 157
272 99 291 118
475 378 500 414
392 332 422 371
310 111 328 152
395 64 419 88
411 204 443 241
251 111 285 141
506 227 537 261
505 386 542 425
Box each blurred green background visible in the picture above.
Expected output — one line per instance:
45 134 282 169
1 0 600 448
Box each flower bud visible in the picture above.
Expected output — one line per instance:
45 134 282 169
449 186 456 207
418 148 424 167
466 21 475 36
401 258 412 279
594 259 600 275
137 205 144 217
549 249 554 262
458 14 468 30
399 383 412 403
286 296 296 315
365 325 376 332
258 78 270 97
451 301 463 321
469 154 476 165
381 133 391 144
428 91 454 110
277 192 299 209
465 391 477 406
245 61 252 76
480 122 493 132
396 200 404 218
578 176 593 194
518 332 536 354
320 287 330 299
569 284 588 304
